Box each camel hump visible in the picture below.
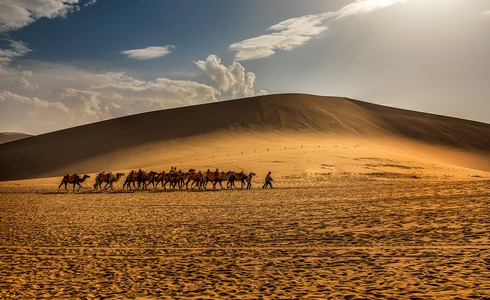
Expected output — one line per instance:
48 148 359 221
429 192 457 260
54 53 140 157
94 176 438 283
68 174 78 182
99 173 109 182
192 173 201 180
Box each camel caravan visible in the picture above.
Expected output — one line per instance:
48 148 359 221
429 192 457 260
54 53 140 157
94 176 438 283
58 167 257 192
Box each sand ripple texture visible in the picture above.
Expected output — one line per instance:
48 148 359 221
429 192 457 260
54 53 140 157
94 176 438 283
1 179 489 299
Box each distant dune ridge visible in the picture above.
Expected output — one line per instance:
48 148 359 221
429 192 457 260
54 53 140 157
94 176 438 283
0 93 489 181
0 132 32 145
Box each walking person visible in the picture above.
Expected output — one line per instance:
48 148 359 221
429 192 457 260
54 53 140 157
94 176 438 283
262 171 273 189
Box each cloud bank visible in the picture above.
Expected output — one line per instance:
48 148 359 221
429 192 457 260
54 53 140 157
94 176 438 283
0 66 219 134
230 0 406 61
0 53 266 134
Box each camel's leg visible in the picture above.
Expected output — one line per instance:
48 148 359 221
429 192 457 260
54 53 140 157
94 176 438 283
191 181 197 190
75 182 82 192
58 179 66 192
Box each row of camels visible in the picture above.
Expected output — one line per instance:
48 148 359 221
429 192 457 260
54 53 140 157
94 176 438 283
58 168 256 192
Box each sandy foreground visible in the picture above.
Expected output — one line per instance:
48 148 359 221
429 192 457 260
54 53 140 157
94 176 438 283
1 137 490 299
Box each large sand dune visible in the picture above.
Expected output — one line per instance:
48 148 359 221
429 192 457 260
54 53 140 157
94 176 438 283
0 93 489 181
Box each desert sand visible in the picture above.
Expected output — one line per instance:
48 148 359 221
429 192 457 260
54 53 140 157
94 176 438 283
0 94 489 298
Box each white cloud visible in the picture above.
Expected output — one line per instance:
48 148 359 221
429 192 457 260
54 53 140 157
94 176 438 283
230 0 406 61
0 90 68 112
15 76 39 91
121 46 174 60
0 90 71 133
230 13 330 61
335 0 406 19
0 0 84 33
195 55 265 98
0 39 31 68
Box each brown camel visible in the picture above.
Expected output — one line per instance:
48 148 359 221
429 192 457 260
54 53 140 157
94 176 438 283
155 171 173 190
167 170 187 190
123 170 157 190
185 169 203 190
58 174 90 192
94 172 125 191
204 171 235 190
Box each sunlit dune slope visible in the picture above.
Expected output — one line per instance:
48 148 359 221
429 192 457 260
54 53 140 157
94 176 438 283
0 94 489 181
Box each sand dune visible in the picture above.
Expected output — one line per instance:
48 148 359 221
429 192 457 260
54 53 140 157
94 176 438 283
0 93 489 181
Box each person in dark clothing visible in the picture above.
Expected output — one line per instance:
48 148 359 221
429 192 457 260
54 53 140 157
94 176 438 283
262 171 273 189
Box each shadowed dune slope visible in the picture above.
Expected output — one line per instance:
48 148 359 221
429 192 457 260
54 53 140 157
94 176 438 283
0 94 489 180
0 133 32 145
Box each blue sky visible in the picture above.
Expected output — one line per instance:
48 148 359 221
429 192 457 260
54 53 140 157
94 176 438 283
1 0 489 134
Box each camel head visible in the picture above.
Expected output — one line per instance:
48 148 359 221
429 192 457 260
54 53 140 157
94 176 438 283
79 175 90 182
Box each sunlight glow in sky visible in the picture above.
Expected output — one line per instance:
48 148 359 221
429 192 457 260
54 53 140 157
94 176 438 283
0 0 489 134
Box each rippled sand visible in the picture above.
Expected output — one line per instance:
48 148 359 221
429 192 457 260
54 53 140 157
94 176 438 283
1 173 489 299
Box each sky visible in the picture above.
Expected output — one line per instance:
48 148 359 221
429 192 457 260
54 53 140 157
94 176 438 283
0 0 489 135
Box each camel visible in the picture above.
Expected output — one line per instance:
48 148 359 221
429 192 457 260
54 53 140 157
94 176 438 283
226 172 239 189
203 171 235 190
167 170 187 190
123 170 156 190
149 171 166 189
138 171 157 190
159 171 174 190
93 172 125 191
58 174 90 192
123 170 138 190
185 169 203 190
151 168 188 190
232 171 255 189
